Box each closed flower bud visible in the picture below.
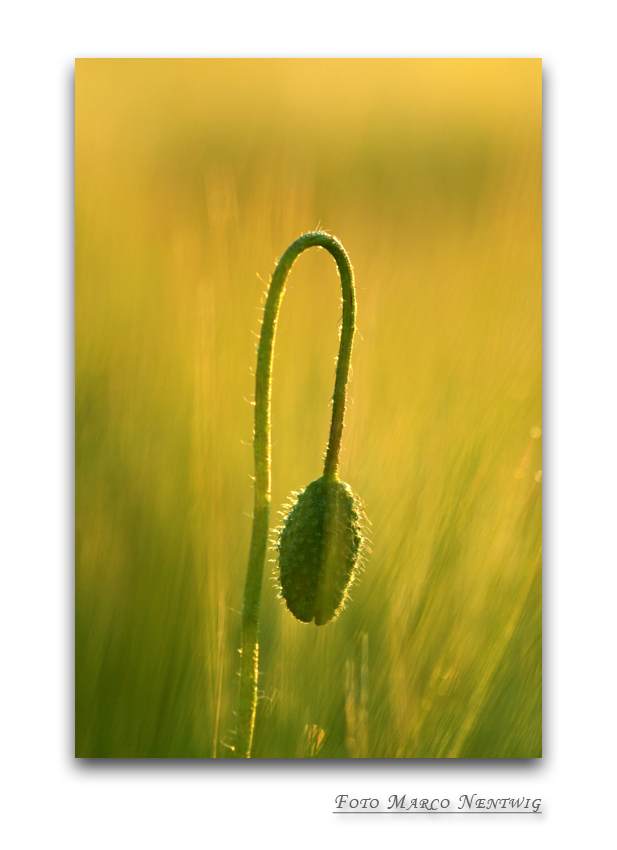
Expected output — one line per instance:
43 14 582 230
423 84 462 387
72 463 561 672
277 476 364 625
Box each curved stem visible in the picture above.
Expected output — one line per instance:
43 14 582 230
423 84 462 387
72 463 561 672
232 232 356 757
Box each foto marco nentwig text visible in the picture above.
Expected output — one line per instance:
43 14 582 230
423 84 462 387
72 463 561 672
334 794 542 813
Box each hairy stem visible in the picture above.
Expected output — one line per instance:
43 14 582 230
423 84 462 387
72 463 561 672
232 232 356 757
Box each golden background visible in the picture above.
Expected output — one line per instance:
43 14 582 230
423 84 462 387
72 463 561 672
76 59 541 758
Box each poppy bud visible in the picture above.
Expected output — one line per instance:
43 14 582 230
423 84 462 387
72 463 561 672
277 476 364 625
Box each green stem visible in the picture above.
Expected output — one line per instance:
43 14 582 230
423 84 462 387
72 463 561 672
232 232 356 758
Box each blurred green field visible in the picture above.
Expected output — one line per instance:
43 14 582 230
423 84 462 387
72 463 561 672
75 59 541 758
